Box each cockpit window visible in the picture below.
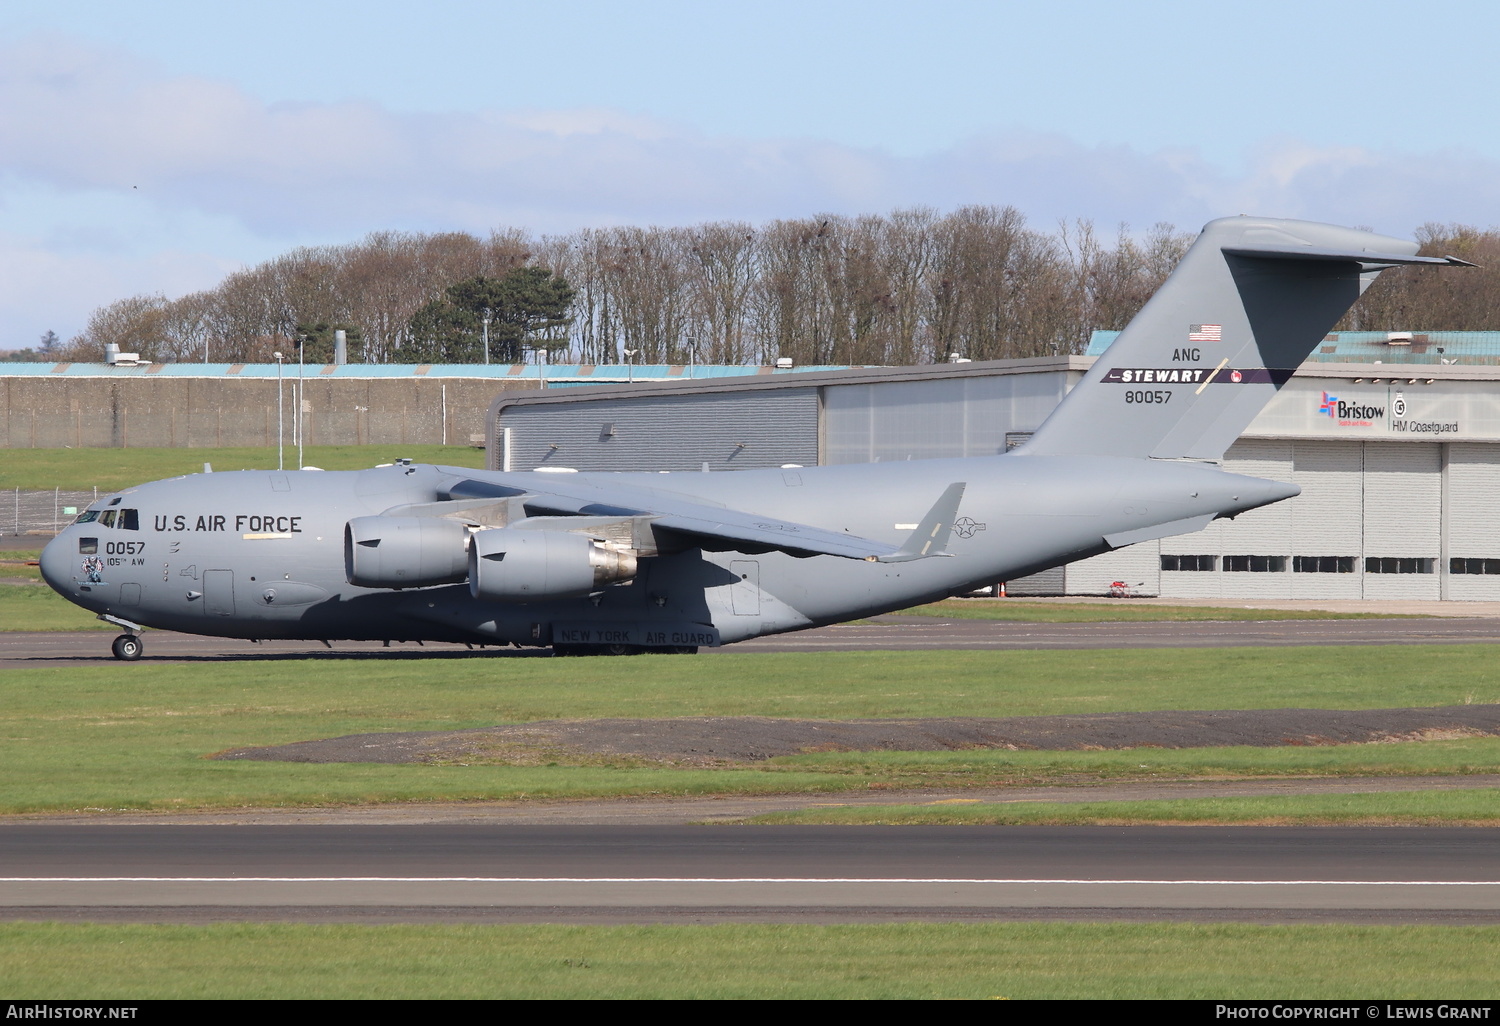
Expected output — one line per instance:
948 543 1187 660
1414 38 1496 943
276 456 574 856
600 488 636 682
99 510 117 528
74 510 99 524
108 497 121 506
79 538 98 554
119 509 139 531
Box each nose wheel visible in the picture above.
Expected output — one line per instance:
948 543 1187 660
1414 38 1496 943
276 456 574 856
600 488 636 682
111 634 143 661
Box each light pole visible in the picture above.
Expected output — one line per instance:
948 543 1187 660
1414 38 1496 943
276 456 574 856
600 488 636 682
482 308 492 365
686 335 697 379
624 348 638 383
273 352 285 470
296 336 305 470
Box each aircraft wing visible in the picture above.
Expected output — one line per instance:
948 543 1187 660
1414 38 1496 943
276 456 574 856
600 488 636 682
440 475 965 562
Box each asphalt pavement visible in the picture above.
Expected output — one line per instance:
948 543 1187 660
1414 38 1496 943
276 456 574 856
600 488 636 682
9 615 1500 668
1 824 1497 923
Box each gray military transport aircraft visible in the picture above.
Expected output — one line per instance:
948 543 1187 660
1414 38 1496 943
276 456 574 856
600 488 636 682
40 216 1470 659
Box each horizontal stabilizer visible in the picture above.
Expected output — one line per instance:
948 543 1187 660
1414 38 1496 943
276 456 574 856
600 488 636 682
1222 244 1475 267
878 482 966 563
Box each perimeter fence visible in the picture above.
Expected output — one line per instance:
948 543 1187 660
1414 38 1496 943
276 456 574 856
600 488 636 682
6 488 100 539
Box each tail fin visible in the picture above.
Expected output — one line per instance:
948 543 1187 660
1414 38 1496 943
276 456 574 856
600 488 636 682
1022 216 1471 461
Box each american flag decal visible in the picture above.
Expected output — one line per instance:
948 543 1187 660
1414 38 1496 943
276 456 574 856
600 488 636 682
1188 323 1223 342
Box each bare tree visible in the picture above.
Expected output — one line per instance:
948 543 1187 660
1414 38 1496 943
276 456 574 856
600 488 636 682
69 206 1237 367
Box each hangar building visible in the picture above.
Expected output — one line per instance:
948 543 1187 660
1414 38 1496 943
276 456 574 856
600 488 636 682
484 331 1500 602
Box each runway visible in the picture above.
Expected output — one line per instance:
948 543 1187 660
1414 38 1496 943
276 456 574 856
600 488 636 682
8 614 1500 667
2 824 1498 923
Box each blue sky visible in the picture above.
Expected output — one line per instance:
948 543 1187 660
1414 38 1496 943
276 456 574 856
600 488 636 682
3 0 1498 347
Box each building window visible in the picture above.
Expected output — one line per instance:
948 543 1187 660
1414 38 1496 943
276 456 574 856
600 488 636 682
1293 556 1355 573
1223 555 1287 572
1365 557 1434 574
1450 558 1500 575
1161 554 1215 571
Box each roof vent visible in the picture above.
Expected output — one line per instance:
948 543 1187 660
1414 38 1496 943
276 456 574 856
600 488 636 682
1385 332 1413 345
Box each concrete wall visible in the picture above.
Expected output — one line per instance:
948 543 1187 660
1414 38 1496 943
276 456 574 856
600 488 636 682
1 376 539 449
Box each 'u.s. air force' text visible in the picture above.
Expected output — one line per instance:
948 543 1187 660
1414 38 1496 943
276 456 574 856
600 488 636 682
153 514 303 533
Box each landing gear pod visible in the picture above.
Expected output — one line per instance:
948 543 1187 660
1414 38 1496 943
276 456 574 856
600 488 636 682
344 516 471 589
469 528 637 601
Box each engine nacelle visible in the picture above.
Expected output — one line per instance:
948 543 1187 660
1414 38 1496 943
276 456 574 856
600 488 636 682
468 528 637 601
344 516 470 589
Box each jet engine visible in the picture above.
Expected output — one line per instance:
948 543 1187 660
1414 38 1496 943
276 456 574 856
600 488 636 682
468 528 637 601
344 516 471 589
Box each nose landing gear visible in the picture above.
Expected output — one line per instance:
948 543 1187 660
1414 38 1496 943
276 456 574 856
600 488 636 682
99 614 147 661
111 634 143 660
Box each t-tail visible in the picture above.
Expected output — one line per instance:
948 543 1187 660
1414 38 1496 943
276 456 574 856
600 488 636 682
1021 216 1473 462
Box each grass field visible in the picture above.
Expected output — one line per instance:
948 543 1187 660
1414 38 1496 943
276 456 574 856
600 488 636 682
0 584 113 630
740 788 1500 826
0 444 486 492
0 551 41 580
3 922 1497 998
1 646 1498 817
770 738 1500 786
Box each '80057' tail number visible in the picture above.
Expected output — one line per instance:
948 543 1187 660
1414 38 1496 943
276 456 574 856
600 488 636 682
1125 390 1172 404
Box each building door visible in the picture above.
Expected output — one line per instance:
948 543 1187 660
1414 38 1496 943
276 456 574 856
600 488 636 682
1363 443 1441 600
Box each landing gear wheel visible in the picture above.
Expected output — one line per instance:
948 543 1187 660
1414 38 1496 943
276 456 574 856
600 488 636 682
111 634 143 661
552 643 642 657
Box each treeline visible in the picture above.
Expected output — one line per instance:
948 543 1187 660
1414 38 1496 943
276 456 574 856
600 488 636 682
62 210 1500 367
1341 224 1500 331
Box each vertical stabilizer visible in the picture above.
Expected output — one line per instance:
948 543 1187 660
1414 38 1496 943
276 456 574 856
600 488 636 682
1021 217 1469 461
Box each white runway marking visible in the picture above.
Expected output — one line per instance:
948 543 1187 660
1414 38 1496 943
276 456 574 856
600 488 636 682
9 877 1500 908
3 877 1497 886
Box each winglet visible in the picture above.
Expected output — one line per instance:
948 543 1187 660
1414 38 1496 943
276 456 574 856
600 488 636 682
877 482 966 563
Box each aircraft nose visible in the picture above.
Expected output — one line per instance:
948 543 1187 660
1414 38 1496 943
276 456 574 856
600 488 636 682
38 535 73 595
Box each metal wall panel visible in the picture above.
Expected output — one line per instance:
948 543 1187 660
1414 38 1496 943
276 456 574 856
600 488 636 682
1065 544 1161 597
498 390 819 471
1157 528 1222 599
1005 566 1064 597
822 373 1068 464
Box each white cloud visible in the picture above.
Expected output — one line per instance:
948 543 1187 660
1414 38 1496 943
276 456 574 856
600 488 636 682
3 35 1499 345
0 228 239 349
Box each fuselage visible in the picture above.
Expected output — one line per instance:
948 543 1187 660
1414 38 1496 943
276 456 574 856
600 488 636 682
39 454 1294 648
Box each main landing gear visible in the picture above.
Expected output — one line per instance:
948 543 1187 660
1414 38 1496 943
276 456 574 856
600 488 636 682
111 634 143 661
552 644 698 656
